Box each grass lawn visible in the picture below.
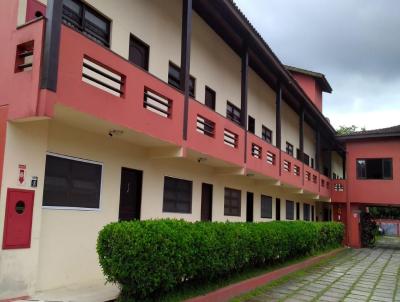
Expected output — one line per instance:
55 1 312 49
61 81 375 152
150 246 345 302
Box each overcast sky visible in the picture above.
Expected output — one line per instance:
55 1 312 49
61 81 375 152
234 0 400 130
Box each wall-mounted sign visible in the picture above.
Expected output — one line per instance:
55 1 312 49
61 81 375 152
18 164 26 186
31 176 38 188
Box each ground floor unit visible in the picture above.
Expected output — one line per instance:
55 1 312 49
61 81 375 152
0 113 331 300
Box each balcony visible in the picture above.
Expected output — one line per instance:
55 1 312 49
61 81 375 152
246 133 280 180
303 165 320 195
186 99 245 167
280 151 303 189
8 17 336 199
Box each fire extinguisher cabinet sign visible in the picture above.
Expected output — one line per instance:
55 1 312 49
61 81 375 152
18 164 26 186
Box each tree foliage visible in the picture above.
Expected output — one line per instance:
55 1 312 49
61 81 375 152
336 125 366 136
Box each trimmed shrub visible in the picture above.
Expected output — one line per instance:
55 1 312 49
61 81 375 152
97 220 344 301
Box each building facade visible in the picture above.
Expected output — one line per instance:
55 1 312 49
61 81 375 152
1 0 396 300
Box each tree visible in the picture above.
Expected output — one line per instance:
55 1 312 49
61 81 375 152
336 125 366 136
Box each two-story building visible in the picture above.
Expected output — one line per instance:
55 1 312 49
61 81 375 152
2 0 396 300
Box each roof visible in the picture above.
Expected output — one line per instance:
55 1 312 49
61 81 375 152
285 65 333 93
338 125 400 141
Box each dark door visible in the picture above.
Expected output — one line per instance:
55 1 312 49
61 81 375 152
246 192 254 222
276 198 281 221
118 168 143 221
311 205 315 221
201 183 213 221
296 202 300 220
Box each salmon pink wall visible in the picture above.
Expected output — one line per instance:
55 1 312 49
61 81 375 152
291 72 322 112
346 139 400 205
0 0 45 120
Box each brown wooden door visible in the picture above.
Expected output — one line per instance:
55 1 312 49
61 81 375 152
118 168 143 221
201 183 213 221
276 198 281 221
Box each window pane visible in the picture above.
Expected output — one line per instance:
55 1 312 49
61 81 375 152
286 200 294 220
43 155 102 208
205 87 216 110
261 195 272 218
129 35 149 70
383 159 392 179
224 187 241 216
163 177 192 213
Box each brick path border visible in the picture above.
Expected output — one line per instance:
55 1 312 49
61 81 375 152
185 247 346 302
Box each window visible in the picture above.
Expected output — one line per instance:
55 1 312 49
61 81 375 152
356 158 393 180
43 154 102 209
163 177 192 213
62 0 111 47
286 142 294 156
226 102 241 125
129 34 149 71
248 116 255 134
303 203 310 221
205 86 216 110
286 200 294 220
168 62 195 97
224 188 241 216
296 149 310 166
261 195 272 218
262 126 272 144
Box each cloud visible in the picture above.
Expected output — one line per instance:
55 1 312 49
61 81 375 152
234 0 400 130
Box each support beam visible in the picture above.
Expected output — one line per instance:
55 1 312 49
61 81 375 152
40 0 63 91
299 104 305 162
241 42 249 162
315 128 321 171
275 82 282 150
181 0 192 140
147 147 185 159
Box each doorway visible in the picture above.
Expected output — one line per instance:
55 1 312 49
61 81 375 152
201 183 213 221
246 192 254 222
276 198 281 221
118 168 143 221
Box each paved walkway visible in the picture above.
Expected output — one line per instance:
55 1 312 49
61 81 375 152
242 237 400 302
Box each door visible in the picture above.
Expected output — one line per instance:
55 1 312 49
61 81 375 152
3 189 35 249
276 198 281 221
118 168 143 221
296 202 300 220
201 183 213 221
246 192 254 222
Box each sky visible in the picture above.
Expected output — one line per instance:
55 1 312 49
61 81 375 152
234 0 400 130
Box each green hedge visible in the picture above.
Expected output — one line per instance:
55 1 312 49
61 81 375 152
97 220 344 300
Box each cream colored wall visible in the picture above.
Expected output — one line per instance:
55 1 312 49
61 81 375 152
191 11 241 115
32 120 317 291
332 151 344 179
304 122 316 165
0 120 48 299
281 101 299 153
248 69 276 141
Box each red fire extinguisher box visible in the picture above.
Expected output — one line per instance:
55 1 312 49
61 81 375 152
2 189 35 249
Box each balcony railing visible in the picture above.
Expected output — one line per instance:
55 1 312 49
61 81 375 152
246 133 279 179
331 179 346 203
187 99 245 166
304 165 319 195
280 151 303 188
